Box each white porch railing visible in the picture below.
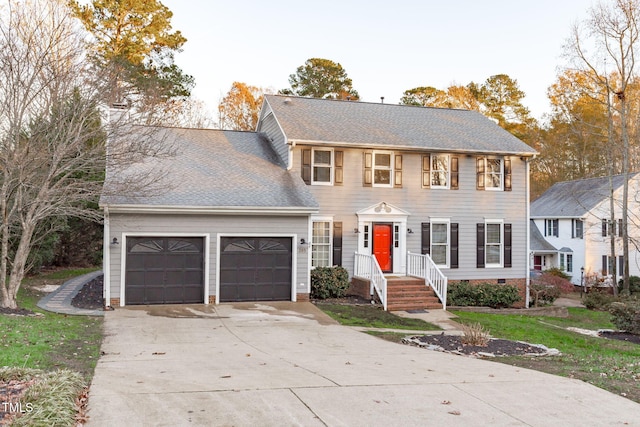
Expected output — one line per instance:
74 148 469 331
354 252 388 310
406 252 448 310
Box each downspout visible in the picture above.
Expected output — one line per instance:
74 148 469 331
103 206 111 309
525 157 532 308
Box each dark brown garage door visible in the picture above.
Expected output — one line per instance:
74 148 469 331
125 237 204 305
219 237 292 302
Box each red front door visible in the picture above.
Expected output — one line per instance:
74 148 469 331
373 223 393 272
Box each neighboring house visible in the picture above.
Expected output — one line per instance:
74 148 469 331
101 95 537 309
530 173 640 286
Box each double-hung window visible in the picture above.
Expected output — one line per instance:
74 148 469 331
311 221 331 267
430 154 449 188
312 148 333 185
545 219 559 237
572 219 583 239
476 157 511 191
373 151 393 186
430 220 449 267
485 221 503 267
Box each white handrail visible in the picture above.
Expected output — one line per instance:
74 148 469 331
406 252 448 310
354 252 387 310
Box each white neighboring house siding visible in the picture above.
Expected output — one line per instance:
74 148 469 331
106 212 310 305
532 217 586 284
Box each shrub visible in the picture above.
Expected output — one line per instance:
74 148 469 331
460 322 491 346
447 282 520 308
543 267 571 280
583 289 616 310
617 275 640 295
609 300 640 334
310 266 350 300
529 272 574 307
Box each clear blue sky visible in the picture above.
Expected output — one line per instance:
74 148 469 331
162 0 596 122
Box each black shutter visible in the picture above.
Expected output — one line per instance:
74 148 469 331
602 219 607 237
477 223 485 268
301 149 311 185
394 155 403 188
334 151 343 186
451 156 459 190
332 222 343 266
421 222 430 255
602 255 608 275
504 157 512 191
450 223 459 268
422 155 430 188
363 152 372 187
476 157 485 190
504 223 512 268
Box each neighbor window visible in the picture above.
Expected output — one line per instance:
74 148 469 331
485 222 503 267
572 219 583 239
312 148 332 185
373 151 393 186
560 253 565 270
311 221 331 267
545 219 559 237
567 254 573 273
431 221 449 266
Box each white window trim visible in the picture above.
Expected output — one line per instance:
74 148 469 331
484 157 503 191
372 150 394 188
310 217 333 268
430 154 450 189
311 148 333 186
430 218 450 268
485 219 503 268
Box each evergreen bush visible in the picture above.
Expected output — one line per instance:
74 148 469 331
310 266 350 299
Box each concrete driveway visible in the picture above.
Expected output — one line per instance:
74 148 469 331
86 302 640 426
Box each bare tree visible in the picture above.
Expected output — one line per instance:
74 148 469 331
0 0 170 309
566 0 640 294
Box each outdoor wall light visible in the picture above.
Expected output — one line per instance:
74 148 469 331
407 228 414 234
111 237 119 245
299 238 307 245
354 228 360 234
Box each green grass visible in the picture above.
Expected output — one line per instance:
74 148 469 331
316 303 441 330
452 308 640 403
1 268 103 378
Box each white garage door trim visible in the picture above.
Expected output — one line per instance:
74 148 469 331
119 232 211 307
216 233 298 304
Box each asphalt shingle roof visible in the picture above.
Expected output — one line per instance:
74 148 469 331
263 94 537 155
100 127 318 210
530 220 558 252
530 174 639 218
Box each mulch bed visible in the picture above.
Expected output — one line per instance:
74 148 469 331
0 307 36 316
403 333 556 357
599 330 640 344
71 275 104 309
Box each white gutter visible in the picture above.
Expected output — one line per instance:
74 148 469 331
103 206 111 308
104 205 319 215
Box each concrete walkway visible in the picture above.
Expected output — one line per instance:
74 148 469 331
86 302 640 426
37 270 104 316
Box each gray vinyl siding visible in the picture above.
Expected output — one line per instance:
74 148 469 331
295 146 528 281
107 213 310 301
257 112 289 167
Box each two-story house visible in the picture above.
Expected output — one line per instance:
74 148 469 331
530 173 640 286
101 95 537 310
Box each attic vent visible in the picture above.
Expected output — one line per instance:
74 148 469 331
284 97 292 104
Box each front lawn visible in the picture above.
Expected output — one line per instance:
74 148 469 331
315 302 441 331
0 268 103 425
452 308 640 403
